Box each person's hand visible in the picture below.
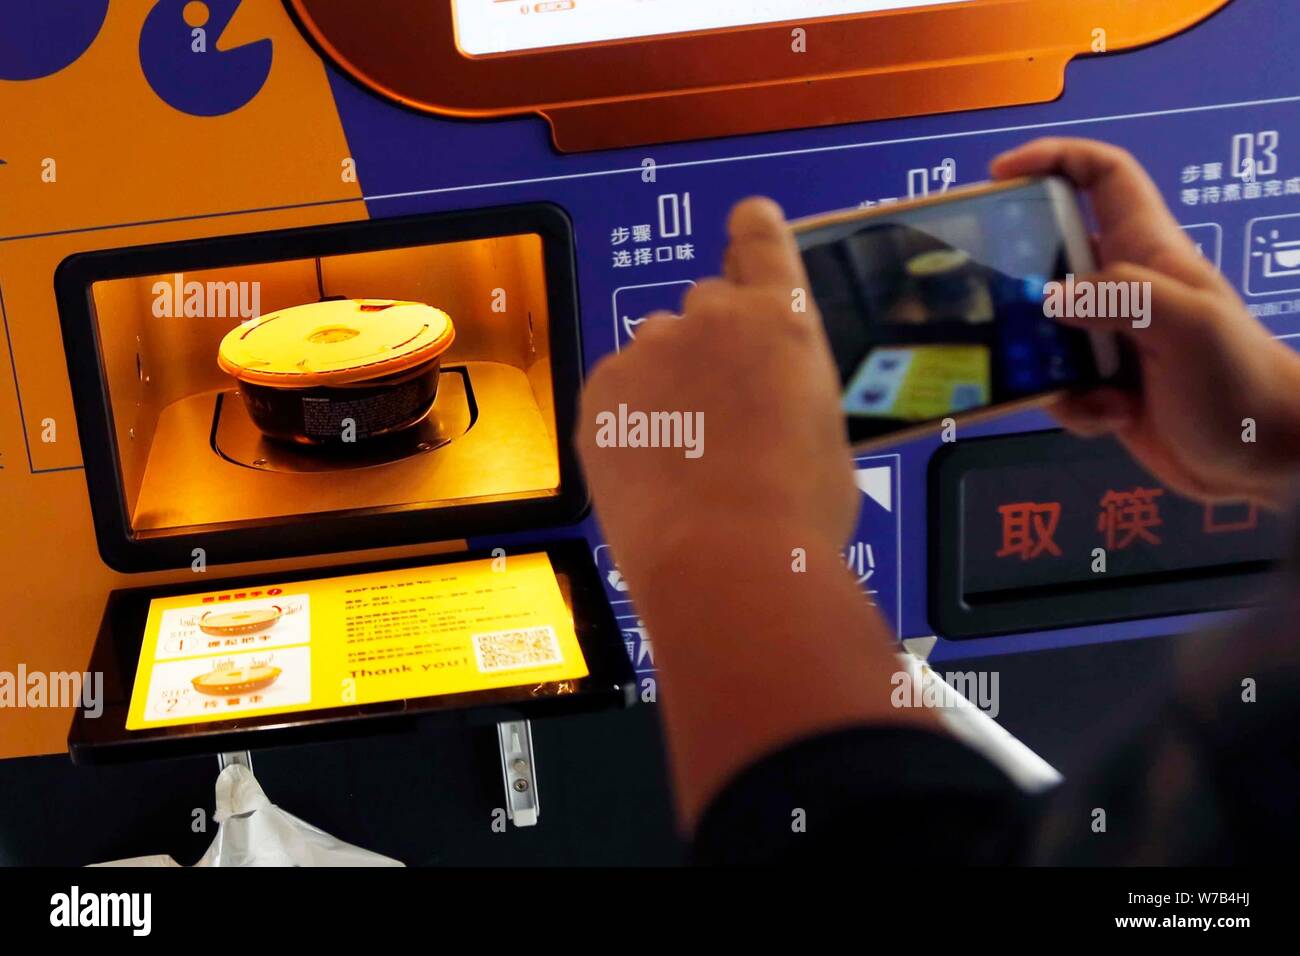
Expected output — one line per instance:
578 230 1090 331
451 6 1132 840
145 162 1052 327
577 198 859 580
578 202 929 829
993 137 1300 507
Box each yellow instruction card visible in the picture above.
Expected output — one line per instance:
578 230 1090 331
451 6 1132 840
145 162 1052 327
892 344 990 420
843 344 991 421
126 552 588 730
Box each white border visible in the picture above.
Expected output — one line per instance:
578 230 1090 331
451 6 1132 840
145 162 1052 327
852 452 903 639
611 280 695 351
1181 221 1223 270
1243 213 1300 297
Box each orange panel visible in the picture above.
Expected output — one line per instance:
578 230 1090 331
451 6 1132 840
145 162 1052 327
288 0 1232 151
0 1 378 759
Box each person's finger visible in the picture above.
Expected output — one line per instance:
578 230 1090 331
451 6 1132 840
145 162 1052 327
1046 263 1210 358
626 310 681 345
1110 424 1225 503
1089 232 1104 267
1049 388 1139 437
991 138 1170 235
725 197 809 291
991 138 1213 288
681 278 739 319
722 244 741 283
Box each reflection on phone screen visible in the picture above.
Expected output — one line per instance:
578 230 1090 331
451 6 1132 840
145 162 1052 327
798 181 1099 442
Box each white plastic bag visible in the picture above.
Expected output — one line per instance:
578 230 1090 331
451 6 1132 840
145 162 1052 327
91 764 405 867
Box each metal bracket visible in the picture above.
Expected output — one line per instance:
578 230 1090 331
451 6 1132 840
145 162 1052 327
217 751 253 772
497 720 538 827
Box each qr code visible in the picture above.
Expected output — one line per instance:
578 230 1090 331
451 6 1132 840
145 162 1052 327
951 383 986 412
472 626 563 673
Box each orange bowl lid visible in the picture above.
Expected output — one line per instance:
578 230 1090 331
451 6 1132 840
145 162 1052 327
192 665 282 693
202 608 281 630
217 298 454 388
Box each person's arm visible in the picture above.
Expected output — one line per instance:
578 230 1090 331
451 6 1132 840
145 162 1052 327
578 200 939 832
627 518 934 832
994 138 1300 863
579 140 1300 855
992 137 1300 508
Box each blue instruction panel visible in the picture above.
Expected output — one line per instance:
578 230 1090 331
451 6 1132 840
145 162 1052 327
442 1 1299 669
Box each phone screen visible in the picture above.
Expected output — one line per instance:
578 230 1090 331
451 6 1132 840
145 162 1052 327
797 180 1103 444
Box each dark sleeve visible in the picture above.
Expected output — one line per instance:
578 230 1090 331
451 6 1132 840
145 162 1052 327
692 726 1034 865
1033 595 1300 865
1033 501 1300 865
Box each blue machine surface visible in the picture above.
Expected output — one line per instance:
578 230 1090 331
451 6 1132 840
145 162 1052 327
309 0 1298 663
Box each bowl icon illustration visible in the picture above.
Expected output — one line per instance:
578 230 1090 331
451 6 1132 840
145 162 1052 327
199 606 282 636
1252 231 1300 278
191 664 282 696
1272 245 1300 271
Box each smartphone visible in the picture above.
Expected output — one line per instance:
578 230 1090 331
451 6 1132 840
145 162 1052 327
793 177 1121 449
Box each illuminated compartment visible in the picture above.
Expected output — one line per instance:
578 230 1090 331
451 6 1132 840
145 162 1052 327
56 206 585 572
